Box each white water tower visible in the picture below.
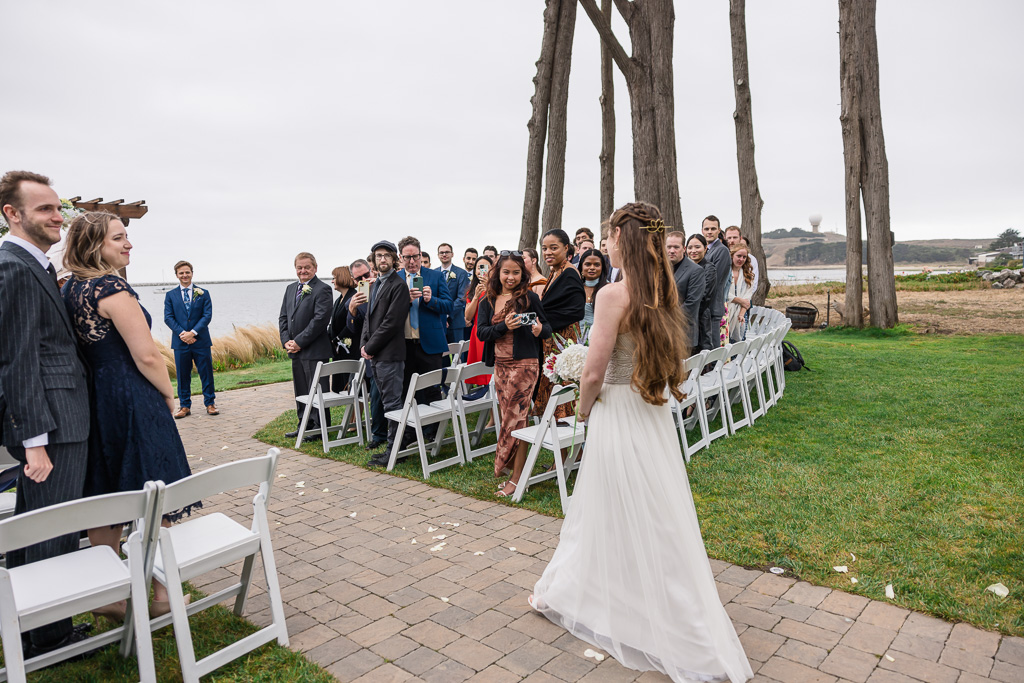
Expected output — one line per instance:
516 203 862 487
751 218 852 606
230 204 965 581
809 214 822 234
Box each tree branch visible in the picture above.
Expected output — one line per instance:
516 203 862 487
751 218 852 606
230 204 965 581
613 0 633 22
579 0 633 76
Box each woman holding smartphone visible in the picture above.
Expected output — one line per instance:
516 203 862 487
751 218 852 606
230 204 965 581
476 252 551 497
464 255 494 385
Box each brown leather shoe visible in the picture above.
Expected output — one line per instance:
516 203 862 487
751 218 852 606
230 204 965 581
174 407 191 419
206 404 219 416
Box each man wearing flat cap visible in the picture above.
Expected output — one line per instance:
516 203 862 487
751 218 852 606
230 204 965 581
360 240 411 466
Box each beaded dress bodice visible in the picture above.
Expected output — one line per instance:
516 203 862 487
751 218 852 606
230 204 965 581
604 333 635 385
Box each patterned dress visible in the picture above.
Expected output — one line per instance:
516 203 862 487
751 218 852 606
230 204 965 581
492 311 539 476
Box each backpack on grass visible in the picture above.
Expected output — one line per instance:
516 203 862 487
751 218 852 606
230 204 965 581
782 341 809 372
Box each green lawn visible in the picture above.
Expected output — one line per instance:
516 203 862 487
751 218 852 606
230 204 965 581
173 358 292 395
256 328 1024 636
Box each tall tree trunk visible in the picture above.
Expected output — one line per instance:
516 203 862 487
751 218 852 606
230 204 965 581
728 0 768 304
580 0 683 232
855 0 897 328
838 0 864 327
541 0 577 234
519 0 561 251
599 0 615 222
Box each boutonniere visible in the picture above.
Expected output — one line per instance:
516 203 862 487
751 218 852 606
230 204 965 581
193 287 204 297
301 283 312 298
447 271 456 281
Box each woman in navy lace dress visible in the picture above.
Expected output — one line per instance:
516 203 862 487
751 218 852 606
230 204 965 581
62 211 196 619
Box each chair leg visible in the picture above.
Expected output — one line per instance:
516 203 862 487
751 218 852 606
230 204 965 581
430 418 448 458
161 549 200 683
294 399 314 450
414 421 430 479
387 423 407 471
0 575 27 683
318 402 329 451
254 507 289 646
127 537 157 683
512 440 545 503
233 554 256 616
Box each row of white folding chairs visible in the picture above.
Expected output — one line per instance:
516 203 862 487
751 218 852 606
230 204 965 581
669 315 792 460
0 449 287 683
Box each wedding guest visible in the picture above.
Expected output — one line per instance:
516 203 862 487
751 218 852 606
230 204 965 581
463 255 493 385
725 226 759 293
686 234 717 352
482 245 499 261
361 241 411 466
0 170 90 653
726 243 755 342
347 259 387 450
475 252 551 498
666 231 705 350
535 229 586 420
523 247 547 295
420 252 432 269
571 227 594 265
463 247 478 273
62 211 197 620
436 242 470 344
329 265 359 392
702 215 731 349
279 251 333 439
164 260 217 418
396 236 452 443
577 248 608 332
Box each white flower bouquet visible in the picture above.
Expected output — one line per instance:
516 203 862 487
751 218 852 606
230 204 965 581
542 325 590 384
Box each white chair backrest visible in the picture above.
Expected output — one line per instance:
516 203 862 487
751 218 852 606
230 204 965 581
161 450 279 515
446 341 464 357
410 368 446 395
457 362 493 394
0 484 157 554
316 359 362 379
539 384 578 423
701 346 728 372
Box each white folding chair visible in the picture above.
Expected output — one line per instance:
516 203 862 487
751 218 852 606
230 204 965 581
451 362 500 462
444 341 466 365
511 384 585 512
721 341 755 433
385 369 465 478
698 347 731 444
756 328 782 410
671 352 710 461
774 320 792 396
0 482 162 683
151 449 287 683
0 447 17 523
296 359 367 451
740 335 768 422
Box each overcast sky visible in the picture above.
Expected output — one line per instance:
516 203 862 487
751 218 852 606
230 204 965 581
3 1 1021 282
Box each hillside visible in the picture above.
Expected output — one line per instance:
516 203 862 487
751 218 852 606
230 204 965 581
760 231 993 267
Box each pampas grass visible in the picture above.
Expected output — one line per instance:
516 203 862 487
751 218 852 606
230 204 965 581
157 323 286 379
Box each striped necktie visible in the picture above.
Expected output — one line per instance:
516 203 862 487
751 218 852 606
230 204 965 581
183 288 191 314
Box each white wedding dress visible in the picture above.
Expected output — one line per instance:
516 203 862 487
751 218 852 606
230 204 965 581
533 333 753 683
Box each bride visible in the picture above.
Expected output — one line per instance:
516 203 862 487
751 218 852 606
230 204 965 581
530 202 753 683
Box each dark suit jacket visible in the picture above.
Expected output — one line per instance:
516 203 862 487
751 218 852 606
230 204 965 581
0 242 89 447
706 239 732 318
361 270 412 361
673 258 706 350
437 265 470 335
541 266 586 332
163 285 213 350
397 267 453 356
278 277 332 360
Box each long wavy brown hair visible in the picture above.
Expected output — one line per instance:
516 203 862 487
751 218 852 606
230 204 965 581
63 211 123 280
609 202 687 406
729 242 754 286
485 253 531 316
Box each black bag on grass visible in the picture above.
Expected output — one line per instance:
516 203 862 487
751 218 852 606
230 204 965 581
782 341 809 371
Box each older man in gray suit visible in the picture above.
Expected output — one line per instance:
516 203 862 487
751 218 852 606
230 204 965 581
279 251 333 439
666 230 705 351
0 170 90 655
702 215 731 349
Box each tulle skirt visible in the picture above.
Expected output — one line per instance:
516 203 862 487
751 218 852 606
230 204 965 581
533 383 752 683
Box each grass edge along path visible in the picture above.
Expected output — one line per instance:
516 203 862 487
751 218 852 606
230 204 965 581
256 329 1024 637
0 584 334 683
173 357 292 396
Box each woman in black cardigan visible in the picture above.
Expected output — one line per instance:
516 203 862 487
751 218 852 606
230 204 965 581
534 229 586 420
476 252 552 497
686 234 718 352
329 266 359 391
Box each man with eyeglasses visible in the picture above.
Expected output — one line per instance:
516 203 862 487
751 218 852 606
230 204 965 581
436 242 470 344
391 235 453 451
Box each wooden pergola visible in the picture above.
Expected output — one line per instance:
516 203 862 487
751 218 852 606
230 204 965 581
67 197 149 280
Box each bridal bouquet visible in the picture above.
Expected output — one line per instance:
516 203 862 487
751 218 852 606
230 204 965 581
542 325 590 385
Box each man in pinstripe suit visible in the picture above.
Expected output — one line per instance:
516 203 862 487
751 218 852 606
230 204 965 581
0 171 91 654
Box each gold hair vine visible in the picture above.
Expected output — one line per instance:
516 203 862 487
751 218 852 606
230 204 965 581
642 219 669 233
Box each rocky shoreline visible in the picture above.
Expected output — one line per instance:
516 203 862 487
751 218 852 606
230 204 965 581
981 268 1024 289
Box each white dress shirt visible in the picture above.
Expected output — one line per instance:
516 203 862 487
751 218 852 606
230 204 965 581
6 235 55 448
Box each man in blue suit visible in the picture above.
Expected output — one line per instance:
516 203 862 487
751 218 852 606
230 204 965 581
163 260 217 417
396 236 452 441
435 242 469 344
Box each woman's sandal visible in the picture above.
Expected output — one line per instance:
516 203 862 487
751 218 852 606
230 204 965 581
527 594 542 611
496 481 518 498
92 600 127 625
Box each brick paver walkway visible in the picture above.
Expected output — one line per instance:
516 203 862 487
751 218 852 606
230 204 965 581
179 383 1022 683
